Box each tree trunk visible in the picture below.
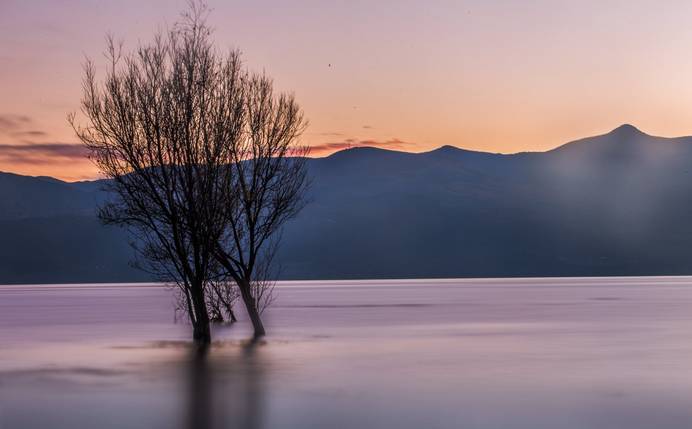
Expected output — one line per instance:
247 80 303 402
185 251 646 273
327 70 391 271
238 279 266 338
191 282 211 344
192 316 211 344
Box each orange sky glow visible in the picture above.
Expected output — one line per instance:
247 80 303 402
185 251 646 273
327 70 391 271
2 0 692 181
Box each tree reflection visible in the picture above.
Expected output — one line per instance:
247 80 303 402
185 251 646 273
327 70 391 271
185 339 266 429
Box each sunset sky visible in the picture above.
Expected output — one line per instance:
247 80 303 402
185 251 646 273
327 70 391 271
3 0 692 180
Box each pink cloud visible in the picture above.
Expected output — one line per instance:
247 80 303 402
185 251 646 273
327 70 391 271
308 138 413 156
0 142 89 165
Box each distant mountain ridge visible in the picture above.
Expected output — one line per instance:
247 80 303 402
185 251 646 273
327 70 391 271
3 124 692 284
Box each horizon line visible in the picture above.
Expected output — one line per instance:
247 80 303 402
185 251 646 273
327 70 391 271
2 123 688 183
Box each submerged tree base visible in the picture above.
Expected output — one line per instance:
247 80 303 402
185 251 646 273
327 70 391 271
193 324 212 345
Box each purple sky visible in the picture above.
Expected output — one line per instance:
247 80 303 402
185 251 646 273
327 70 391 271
2 0 692 180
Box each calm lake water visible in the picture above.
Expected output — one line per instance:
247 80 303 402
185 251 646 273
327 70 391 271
3 277 692 428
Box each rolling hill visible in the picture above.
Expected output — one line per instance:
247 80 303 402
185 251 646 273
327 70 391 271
2 124 692 283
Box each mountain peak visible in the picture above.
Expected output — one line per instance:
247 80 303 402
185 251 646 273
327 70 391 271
433 145 462 152
610 123 645 136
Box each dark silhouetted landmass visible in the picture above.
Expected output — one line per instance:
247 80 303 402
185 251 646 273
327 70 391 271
3 124 692 284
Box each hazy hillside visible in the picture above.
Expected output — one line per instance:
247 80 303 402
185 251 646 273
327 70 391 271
3 124 692 283
0 172 103 220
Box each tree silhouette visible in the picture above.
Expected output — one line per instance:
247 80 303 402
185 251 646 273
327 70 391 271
71 2 308 341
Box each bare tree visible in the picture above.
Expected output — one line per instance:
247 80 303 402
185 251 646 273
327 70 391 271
72 2 308 341
213 74 309 338
70 4 245 343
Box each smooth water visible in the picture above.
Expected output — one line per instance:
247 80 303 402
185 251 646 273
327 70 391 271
3 277 692 428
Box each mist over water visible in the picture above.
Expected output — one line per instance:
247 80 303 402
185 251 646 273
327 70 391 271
3 278 692 428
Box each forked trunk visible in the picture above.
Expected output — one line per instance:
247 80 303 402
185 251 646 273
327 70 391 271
238 279 266 338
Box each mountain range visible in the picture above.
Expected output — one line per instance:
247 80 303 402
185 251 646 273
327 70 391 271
3 124 692 284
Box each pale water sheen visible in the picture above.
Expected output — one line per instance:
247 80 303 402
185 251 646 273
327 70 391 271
3 277 692 428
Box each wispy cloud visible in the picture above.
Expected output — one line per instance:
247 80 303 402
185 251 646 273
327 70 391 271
0 114 96 180
0 114 49 140
308 138 413 155
0 143 89 165
12 130 48 138
0 114 31 133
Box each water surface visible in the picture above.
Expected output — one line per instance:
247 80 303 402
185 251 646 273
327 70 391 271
2 277 692 428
